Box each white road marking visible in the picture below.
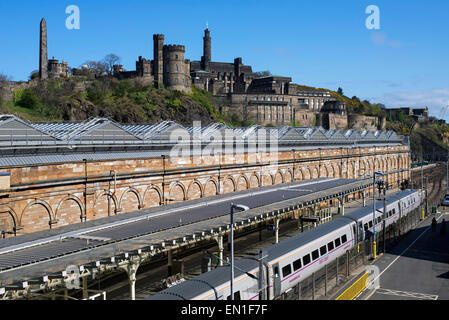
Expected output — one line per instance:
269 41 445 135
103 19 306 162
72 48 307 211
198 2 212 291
375 288 438 300
363 212 445 300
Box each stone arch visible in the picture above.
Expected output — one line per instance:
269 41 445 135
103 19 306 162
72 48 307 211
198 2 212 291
301 167 311 180
347 162 354 179
169 182 186 203
326 164 334 178
274 171 284 184
119 187 143 213
55 195 84 227
319 165 327 178
237 175 249 191
310 166 319 179
374 158 381 172
261 172 274 186
284 169 293 183
204 178 219 196
94 191 118 218
143 185 162 208
331 163 340 178
223 176 236 193
20 199 54 233
249 173 260 188
187 180 203 200
0 205 19 235
294 167 303 181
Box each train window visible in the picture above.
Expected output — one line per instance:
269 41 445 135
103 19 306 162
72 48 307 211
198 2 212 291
282 264 292 278
341 234 347 243
234 291 241 300
320 245 327 256
334 238 341 247
364 223 368 231
312 249 319 261
368 221 373 228
293 258 302 271
327 241 334 251
303 254 311 266
393 208 396 214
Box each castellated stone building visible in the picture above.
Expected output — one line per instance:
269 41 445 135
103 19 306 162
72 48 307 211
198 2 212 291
112 27 340 126
33 19 382 130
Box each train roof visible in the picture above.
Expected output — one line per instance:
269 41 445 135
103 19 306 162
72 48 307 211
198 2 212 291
146 257 259 300
341 189 419 221
148 216 353 300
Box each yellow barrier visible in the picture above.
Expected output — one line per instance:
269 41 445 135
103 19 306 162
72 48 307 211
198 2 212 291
336 272 369 300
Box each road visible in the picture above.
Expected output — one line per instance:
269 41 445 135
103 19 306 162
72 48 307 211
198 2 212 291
360 211 449 300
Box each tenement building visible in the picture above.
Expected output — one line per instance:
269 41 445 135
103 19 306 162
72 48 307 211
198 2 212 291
0 115 410 236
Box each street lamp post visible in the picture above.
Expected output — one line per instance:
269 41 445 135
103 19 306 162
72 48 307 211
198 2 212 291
373 171 383 260
230 203 249 300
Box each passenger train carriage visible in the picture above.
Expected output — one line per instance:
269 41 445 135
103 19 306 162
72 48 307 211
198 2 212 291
147 189 420 300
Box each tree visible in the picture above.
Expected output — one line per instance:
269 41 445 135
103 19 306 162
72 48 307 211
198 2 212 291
29 70 39 80
103 54 121 76
254 70 272 78
337 87 344 96
83 60 108 76
0 72 11 82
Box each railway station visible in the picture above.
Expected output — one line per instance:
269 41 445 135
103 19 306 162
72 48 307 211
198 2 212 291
1 114 446 301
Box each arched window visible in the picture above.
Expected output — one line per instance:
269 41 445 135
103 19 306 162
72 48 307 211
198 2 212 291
166 64 170 73
175 64 178 73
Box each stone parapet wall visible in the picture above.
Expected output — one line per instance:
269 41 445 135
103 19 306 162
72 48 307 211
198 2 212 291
0 145 410 236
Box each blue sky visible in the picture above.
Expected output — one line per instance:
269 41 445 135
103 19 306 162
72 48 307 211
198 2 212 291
1 0 449 119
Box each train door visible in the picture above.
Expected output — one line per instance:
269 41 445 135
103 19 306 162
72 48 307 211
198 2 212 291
358 221 364 242
272 263 281 298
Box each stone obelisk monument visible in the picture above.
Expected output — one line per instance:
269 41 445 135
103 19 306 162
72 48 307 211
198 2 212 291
39 18 48 80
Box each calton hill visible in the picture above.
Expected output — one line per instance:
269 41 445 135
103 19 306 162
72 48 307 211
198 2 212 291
0 58 448 161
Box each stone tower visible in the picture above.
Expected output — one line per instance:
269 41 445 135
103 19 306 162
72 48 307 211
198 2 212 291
153 34 164 88
39 18 48 80
201 28 211 70
163 45 190 92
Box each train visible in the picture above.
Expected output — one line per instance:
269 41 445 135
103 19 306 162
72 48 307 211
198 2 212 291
146 189 421 300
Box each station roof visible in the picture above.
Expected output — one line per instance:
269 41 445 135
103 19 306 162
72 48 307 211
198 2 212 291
0 114 407 148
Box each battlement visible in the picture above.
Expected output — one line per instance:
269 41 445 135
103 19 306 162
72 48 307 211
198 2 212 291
164 45 185 53
153 34 165 40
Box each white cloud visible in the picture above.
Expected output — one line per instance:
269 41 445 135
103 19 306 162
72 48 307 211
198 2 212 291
370 88 449 120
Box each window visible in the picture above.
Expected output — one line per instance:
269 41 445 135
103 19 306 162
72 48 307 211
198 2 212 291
320 245 327 256
364 223 368 231
234 291 241 300
368 221 373 228
293 258 302 271
341 234 347 243
302 254 311 266
334 237 341 247
282 264 292 277
312 249 319 261
393 208 396 215
327 241 334 251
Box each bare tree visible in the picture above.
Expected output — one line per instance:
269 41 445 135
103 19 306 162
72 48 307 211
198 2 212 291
83 60 108 76
0 72 12 82
29 70 39 80
103 54 121 76
254 70 272 78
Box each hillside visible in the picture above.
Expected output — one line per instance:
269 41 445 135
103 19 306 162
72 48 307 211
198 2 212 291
0 78 252 127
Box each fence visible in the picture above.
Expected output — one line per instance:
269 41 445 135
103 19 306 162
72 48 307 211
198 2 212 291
280 201 438 300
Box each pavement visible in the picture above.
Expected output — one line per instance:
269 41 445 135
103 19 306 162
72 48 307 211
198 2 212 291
359 210 449 300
